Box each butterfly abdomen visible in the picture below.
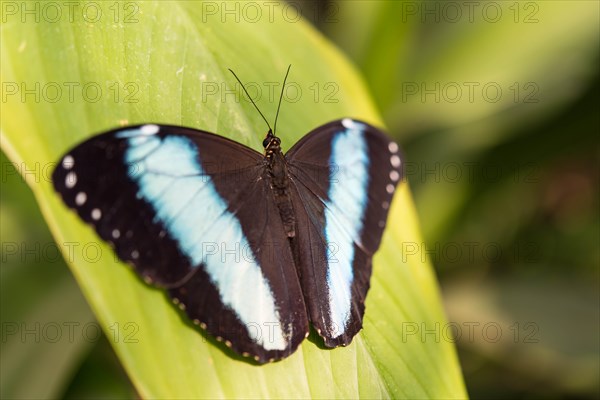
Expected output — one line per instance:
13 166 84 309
275 196 295 238
266 145 296 238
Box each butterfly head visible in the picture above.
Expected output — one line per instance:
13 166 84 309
263 129 282 157
228 66 291 158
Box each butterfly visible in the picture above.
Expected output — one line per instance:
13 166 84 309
52 67 402 363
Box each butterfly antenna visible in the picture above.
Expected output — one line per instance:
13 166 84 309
273 64 291 135
228 68 273 133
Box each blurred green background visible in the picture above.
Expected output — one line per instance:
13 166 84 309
1 0 598 399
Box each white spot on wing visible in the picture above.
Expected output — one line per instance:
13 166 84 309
65 172 77 188
91 208 102 220
75 192 87 205
112 229 121 239
341 118 359 129
62 155 74 170
386 184 395 194
390 155 401 168
388 142 399 153
140 124 160 135
390 170 400 182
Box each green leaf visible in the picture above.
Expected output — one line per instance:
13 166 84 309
1 1 466 398
0 151 96 399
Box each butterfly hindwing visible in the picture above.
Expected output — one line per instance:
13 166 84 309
285 119 402 346
169 176 309 362
53 124 308 362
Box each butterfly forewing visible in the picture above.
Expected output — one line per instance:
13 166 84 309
285 119 402 346
53 124 308 362
53 125 203 285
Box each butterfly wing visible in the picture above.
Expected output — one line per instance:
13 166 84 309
168 176 309 362
285 119 402 347
53 124 308 362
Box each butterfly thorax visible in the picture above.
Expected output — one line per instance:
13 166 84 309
264 131 296 238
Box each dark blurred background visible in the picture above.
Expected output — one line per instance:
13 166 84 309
2 1 598 399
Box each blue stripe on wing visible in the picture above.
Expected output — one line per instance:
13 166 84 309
324 120 370 338
121 128 288 351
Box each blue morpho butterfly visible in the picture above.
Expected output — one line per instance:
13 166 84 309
52 66 403 363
